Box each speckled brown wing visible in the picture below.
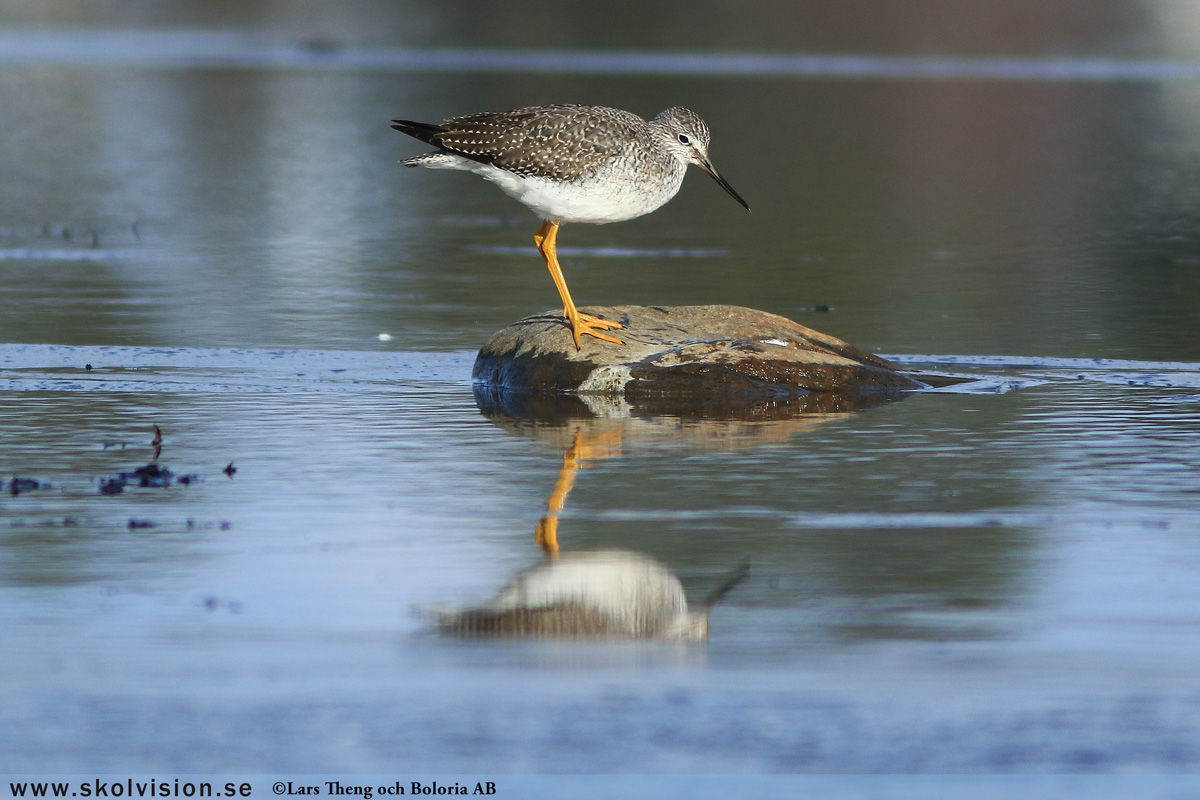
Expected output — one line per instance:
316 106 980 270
399 104 647 182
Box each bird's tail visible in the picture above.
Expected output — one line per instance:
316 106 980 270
391 119 445 144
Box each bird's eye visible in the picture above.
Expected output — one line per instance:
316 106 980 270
677 133 690 145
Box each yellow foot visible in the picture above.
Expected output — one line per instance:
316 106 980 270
568 312 624 349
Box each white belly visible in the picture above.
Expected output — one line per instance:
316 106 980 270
482 165 684 224
418 154 686 224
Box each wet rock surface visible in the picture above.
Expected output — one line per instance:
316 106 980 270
473 304 927 400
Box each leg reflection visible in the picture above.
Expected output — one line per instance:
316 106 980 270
535 428 623 558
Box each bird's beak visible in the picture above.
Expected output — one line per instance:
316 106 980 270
697 157 751 212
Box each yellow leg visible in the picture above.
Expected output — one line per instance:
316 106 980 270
533 219 624 350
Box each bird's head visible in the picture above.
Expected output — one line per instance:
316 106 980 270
655 106 713 161
654 107 750 212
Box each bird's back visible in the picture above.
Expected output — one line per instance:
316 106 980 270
396 104 653 183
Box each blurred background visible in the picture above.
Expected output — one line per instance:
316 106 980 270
1 0 1199 359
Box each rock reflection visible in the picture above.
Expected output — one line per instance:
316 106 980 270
474 381 903 424
472 383 857 457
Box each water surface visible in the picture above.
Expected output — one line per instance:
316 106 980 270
2 4 1200 782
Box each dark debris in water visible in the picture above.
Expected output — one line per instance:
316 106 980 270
122 463 175 487
4 477 49 496
202 595 244 614
7 517 81 529
98 463 200 494
6 516 230 533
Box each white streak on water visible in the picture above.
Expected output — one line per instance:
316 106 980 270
4 31 1200 83
590 507 1198 530
0 249 123 261
473 246 728 257
889 354 1200 371
922 377 1051 394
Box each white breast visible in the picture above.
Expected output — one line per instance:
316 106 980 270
487 165 686 224
416 152 687 224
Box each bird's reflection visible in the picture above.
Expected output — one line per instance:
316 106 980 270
456 382 1021 645
433 549 747 641
431 424 746 641
432 385 871 641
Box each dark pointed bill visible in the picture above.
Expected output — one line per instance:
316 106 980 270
698 157 751 212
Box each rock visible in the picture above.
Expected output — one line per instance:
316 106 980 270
473 304 926 401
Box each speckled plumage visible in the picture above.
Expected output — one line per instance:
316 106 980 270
392 104 748 224
400 104 653 182
390 103 748 349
